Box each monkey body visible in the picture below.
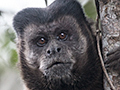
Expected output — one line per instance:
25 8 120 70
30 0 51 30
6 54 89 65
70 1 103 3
13 0 103 90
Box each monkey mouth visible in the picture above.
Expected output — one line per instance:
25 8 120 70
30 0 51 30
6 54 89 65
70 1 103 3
47 62 71 69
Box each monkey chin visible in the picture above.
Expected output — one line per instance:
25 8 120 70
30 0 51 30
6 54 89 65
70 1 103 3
39 61 73 81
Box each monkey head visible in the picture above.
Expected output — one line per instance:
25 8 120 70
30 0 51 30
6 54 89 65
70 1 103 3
13 0 103 90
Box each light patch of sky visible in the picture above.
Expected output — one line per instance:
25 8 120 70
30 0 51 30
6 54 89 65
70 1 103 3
0 0 55 12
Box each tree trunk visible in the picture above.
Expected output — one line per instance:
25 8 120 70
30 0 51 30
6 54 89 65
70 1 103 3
98 0 120 89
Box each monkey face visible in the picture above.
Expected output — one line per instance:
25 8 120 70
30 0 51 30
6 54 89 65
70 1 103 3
22 16 87 80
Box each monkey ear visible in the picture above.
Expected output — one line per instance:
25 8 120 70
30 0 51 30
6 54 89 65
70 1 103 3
13 8 29 36
13 8 43 36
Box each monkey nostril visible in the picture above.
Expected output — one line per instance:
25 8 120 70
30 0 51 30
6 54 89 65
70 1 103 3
47 48 61 55
57 48 61 52
47 50 51 54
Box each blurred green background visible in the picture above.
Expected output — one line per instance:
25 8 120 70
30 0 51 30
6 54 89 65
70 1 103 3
0 0 96 90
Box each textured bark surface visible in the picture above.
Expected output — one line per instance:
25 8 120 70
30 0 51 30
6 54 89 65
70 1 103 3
99 0 120 89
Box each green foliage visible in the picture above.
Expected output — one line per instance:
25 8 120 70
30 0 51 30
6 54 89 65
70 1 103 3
83 0 97 20
0 27 17 67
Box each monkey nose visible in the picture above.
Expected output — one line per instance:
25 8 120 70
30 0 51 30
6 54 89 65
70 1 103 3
46 47 61 56
56 48 61 52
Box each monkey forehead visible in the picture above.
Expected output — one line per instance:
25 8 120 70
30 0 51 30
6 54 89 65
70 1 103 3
24 16 81 34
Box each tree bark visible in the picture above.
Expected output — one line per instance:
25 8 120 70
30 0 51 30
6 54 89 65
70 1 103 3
98 0 120 89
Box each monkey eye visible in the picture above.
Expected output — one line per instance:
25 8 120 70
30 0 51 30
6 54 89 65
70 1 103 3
57 32 68 41
37 37 47 47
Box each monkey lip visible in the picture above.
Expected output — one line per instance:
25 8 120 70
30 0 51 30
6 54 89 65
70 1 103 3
47 62 71 69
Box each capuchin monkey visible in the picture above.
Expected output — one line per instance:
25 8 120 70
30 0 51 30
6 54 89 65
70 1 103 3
13 0 104 90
